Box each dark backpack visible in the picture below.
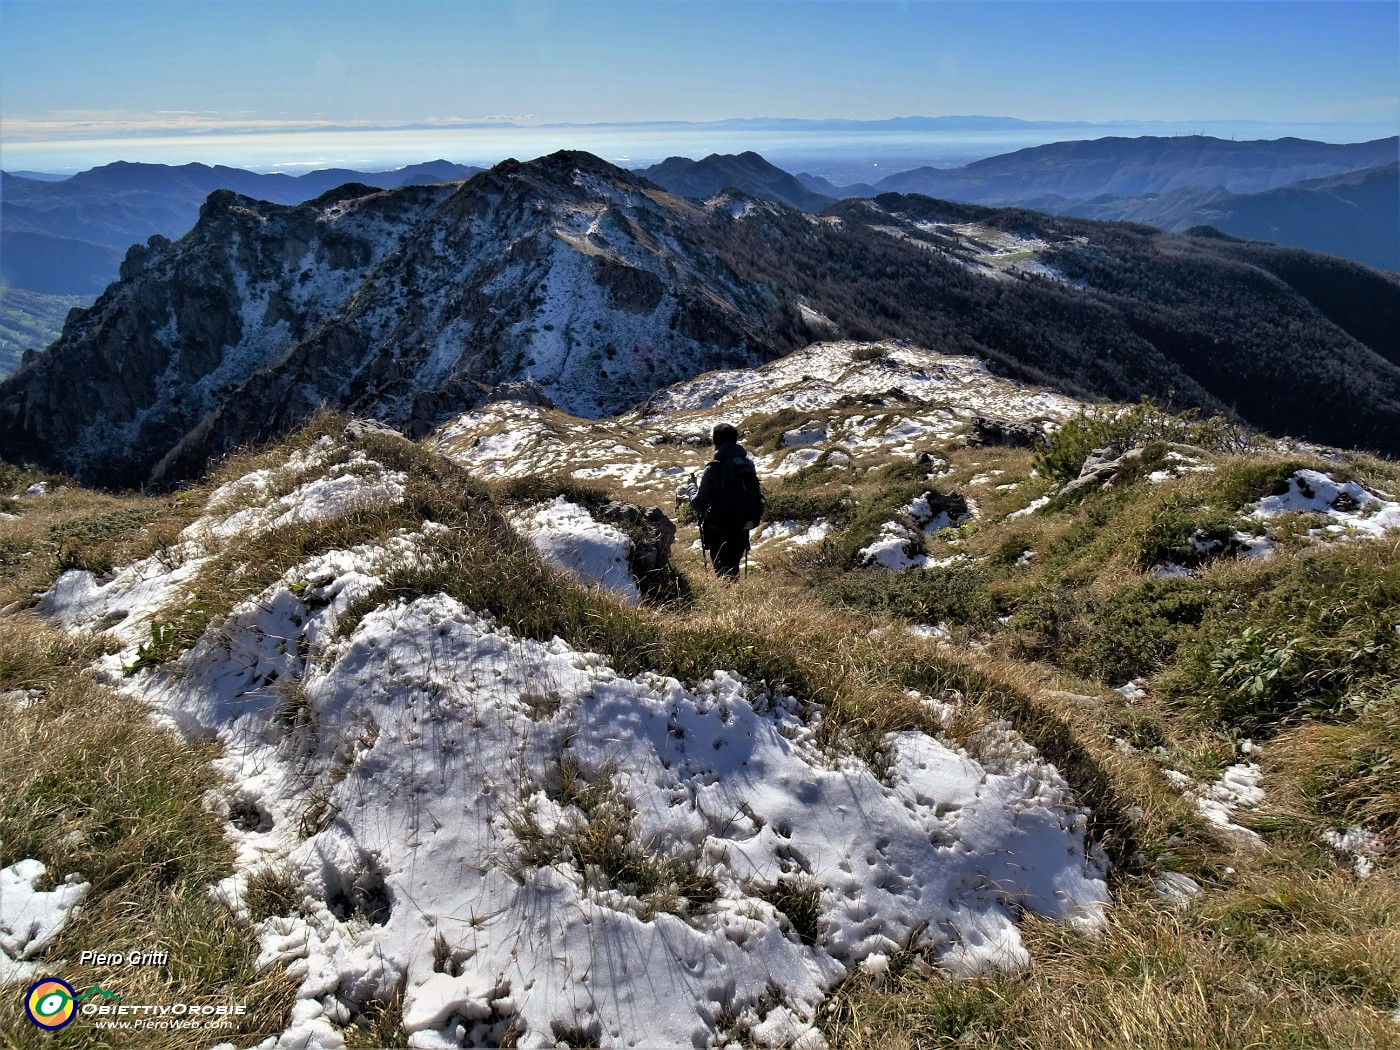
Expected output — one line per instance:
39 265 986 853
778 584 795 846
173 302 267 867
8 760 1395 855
712 454 765 531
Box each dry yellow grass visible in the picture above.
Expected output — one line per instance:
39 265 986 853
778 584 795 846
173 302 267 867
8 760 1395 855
825 873 1400 1049
0 615 297 1048
3 406 1396 1048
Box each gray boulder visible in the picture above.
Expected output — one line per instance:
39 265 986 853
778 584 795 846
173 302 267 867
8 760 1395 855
598 501 677 573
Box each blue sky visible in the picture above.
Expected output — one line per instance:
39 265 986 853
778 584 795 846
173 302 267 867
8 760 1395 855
2 0 1396 171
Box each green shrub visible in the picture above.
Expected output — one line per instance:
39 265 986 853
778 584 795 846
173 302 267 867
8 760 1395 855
763 484 851 524
1011 577 1223 685
824 565 998 627
741 407 812 452
495 473 612 510
850 344 890 363
1131 498 1246 570
1034 397 1249 484
1175 546 1400 733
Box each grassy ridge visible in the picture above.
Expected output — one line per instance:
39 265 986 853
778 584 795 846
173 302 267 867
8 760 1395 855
1 406 1397 1046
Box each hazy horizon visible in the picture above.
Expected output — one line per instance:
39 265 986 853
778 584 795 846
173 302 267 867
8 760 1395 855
5 114 1396 183
3 0 1395 177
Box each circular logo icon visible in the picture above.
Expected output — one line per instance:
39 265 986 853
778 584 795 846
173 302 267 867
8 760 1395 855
25 978 77 1031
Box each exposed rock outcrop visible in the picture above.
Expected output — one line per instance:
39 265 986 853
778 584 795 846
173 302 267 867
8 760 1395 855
968 415 1044 448
596 501 677 574
0 153 793 487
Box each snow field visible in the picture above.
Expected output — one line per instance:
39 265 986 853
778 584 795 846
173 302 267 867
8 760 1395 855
433 343 1076 513
115 574 1106 1049
637 342 1080 428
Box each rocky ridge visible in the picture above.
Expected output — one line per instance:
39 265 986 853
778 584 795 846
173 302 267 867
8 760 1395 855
1 153 795 488
4 150 1400 490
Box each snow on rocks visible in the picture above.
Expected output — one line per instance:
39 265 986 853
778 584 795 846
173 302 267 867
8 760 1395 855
37 438 415 658
432 343 1079 510
1005 495 1050 520
782 427 827 448
510 496 640 604
189 449 408 543
754 519 834 550
768 447 827 476
1152 871 1203 909
908 623 952 641
1142 469 1400 578
1249 469 1400 539
1146 451 1216 485
861 492 973 570
102 560 1106 1049
0 860 90 986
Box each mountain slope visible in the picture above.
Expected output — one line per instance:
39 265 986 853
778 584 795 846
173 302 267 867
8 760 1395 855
870 135 1399 202
636 151 836 212
5 346 1398 1046
0 182 460 486
1188 163 1399 271
0 160 484 300
5 152 1400 489
0 289 86 375
696 193 1400 455
0 153 792 487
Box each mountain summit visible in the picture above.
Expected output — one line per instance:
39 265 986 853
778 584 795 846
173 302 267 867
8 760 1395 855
0 152 794 487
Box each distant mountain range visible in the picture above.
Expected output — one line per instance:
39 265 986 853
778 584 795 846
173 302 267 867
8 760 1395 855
650 137 1399 272
860 135 1398 200
826 136 1400 270
1058 162 1399 272
3 151 1398 488
0 159 483 296
2 135 1395 381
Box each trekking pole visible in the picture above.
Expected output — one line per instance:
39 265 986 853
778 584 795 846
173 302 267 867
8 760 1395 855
697 505 710 572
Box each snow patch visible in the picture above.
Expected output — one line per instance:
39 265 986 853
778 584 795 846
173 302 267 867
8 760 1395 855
1006 495 1050 520
511 497 639 604
190 452 407 542
859 492 972 570
0 860 90 986
1163 758 1264 848
1322 827 1385 878
1249 470 1400 539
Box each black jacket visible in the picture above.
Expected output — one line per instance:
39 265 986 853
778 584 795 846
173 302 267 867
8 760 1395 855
690 441 759 538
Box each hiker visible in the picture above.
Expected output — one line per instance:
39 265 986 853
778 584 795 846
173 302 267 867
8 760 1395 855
690 423 764 579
